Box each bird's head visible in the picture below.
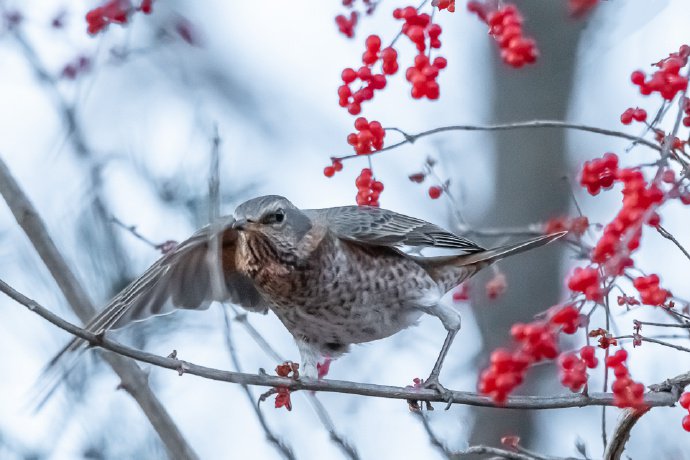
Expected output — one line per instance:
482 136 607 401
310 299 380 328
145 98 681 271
233 195 312 251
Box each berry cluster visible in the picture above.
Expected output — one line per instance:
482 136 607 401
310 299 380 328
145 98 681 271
605 349 645 409
591 168 664 270
393 7 447 100
347 117 385 155
544 215 589 237
467 1 538 68
338 36 397 115
335 12 358 39
680 392 690 432
479 305 579 403
273 361 299 411
85 0 153 35
433 0 456 12
86 0 129 35
485 272 507 299
558 346 598 392
323 159 344 178
406 55 447 100
683 97 690 127
567 267 603 302
631 45 690 100
579 152 618 195
633 274 670 306
620 107 647 125
355 168 384 206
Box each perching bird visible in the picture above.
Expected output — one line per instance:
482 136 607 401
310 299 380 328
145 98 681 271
44 195 564 400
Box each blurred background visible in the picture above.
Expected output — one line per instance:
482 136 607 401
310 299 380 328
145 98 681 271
0 0 689 458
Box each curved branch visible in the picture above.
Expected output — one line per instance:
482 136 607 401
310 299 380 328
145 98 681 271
334 121 661 161
1 279 686 411
603 407 651 460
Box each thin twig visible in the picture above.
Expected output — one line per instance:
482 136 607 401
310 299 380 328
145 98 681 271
635 320 690 329
222 308 296 460
1 280 686 410
614 335 690 353
0 157 198 459
414 412 453 459
334 121 661 161
656 225 690 263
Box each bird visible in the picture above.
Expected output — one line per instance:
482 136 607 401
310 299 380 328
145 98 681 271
43 195 564 402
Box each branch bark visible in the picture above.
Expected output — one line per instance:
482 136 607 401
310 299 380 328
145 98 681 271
0 157 198 460
1 279 686 411
603 407 650 460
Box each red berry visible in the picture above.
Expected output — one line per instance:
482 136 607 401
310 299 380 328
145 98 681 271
683 415 690 432
323 166 335 177
679 392 690 409
428 186 442 199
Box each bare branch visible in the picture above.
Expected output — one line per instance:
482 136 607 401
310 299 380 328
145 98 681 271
335 121 661 161
656 225 690 263
2 280 687 411
222 309 296 459
603 408 650 460
614 334 690 353
0 157 198 459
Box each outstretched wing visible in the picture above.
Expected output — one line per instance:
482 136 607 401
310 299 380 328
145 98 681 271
36 216 265 406
305 205 484 252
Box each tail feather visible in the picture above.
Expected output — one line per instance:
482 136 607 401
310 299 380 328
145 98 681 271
417 231 567 291
454 231 566 267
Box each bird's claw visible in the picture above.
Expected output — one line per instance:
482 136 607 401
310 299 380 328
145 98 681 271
423 375 454 410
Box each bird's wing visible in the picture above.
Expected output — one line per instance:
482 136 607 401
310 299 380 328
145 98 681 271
305 206 484 252
36 216 265 406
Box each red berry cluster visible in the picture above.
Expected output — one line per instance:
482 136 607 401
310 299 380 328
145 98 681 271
467 2 538 68
406 55 447 100
591 168 664 269
567 267 602 302
433 0 456 12
338 36 398 115
620 107 647 125
392 7 447 100
580 152 618 195
679 392 690 432
323 159 344 178
273 361 299 411
355 168 384 206
86 0 129 35
485 272 507 299
347 117 385 155
479 305 579 403
683 97 690 127
631 45 690 100
633 274 670 306
558 346 598 392
544 215 589 237
336 12 358 38
605 349 645 409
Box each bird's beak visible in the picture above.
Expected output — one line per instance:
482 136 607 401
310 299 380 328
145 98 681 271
231 218 250 231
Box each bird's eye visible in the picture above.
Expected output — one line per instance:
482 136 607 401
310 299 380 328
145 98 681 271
262 209 285 225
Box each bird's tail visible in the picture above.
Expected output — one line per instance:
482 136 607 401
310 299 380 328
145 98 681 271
417 231 567 291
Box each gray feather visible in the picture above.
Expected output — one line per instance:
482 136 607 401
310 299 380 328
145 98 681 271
305 205 484 252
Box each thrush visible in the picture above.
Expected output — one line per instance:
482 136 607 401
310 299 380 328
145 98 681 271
44 195 564 401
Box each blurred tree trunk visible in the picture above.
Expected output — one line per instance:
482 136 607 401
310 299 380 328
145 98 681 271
470 1 585 450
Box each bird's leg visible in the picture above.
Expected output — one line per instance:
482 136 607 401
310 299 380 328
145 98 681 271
295 338 321 379
423 302 461 409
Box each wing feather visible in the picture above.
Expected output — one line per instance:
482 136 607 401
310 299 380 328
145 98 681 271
305 206 483 252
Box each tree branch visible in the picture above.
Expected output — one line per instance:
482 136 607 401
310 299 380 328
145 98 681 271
603 407 650 460
334 121 661 161
1 279 686 411
0 157 198 459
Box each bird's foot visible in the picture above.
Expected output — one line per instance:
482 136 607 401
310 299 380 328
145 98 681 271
423 375 454 410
